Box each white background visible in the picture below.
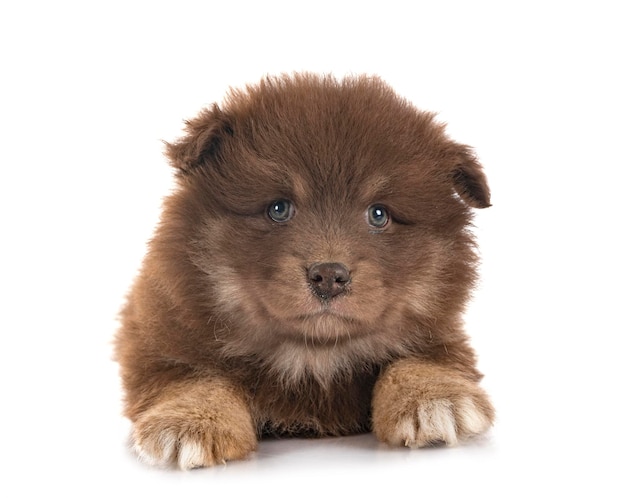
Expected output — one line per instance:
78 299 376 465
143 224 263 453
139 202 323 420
1 1 624 496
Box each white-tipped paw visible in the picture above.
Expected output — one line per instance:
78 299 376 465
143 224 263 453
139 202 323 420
390 397 492 448
372 362 495 448
131 404 257 469
132 420 257 469
133 427 223 469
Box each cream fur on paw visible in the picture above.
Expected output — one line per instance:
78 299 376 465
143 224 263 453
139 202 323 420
132 416 257 470
371 360 495 448
133 428 216 469
389 397 491 448
130 387 258 470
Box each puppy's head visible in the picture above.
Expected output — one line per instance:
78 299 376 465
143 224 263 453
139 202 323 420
160 74 489 379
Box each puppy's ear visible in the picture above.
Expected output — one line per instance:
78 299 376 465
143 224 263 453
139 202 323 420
452 148 491 208
165 104 233 173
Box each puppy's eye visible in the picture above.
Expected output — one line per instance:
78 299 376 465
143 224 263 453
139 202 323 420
268 199 294 223
367 204 390 229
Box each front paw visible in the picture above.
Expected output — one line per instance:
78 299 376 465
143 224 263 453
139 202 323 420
131 383 257 469
372 360 494 448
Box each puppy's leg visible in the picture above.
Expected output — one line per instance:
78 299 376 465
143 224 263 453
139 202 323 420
372 359 494 447
131 377 257 469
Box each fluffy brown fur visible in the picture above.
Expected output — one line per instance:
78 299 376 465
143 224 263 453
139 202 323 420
115 73 494 469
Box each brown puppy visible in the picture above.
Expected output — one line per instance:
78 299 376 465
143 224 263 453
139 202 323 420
115 73 494 469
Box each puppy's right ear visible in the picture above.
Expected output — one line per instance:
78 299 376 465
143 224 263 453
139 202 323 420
165 104 233 174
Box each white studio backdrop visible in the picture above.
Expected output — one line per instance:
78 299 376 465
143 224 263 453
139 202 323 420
1 1 624 496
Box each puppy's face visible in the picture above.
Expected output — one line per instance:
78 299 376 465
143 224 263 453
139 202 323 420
162 75 489 376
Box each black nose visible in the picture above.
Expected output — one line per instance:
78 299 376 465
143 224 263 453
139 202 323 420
307 262 351 300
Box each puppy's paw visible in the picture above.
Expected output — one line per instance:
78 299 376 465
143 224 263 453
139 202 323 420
379 396 491 447
131 383 257 469
372 360 494 448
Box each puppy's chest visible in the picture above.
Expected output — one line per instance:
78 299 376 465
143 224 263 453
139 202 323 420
246 370 378 436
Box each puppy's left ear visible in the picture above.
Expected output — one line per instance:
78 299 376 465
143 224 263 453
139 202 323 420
452 148 491 208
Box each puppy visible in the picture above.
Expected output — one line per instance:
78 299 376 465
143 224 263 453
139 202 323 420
115 73 494 469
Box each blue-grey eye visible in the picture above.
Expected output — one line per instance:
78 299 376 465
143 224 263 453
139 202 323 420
268 199 294 222
367 204 390 229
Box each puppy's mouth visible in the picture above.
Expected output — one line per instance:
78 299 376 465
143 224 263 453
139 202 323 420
260 284 356 327
259 281 386 344
273 288 358 333
295 301 353 321
285 304 360 344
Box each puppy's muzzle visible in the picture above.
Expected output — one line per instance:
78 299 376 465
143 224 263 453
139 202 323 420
307 262 351 300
